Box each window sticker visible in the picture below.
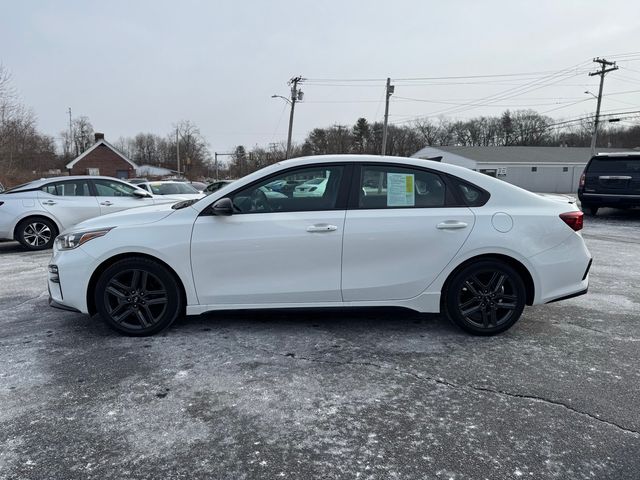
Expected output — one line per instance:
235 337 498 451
387 173 415 206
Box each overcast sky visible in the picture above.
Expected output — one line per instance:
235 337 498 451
2 0 639 154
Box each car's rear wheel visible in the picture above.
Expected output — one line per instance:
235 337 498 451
443 260 526 335
582 204 598 216
16 217 57 250
95 258 183 336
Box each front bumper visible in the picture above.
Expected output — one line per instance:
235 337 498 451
47 245 96 314
48 293 81 313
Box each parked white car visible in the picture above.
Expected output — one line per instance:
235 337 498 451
293 177 328 197
135 181 205 200
0 176 179 250
47 155 591 337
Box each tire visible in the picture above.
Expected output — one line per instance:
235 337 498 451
582 204 598 216
95 257 183 336
16 217 58 250
443 260 526 336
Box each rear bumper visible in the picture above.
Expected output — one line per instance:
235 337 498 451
578 192 640 207
0 222 13 240
528 233 591 305
545 287 588 304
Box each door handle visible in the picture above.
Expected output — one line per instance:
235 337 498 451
306 224 338 233
42 200 56 206
100 201 113 206
437 221 468 230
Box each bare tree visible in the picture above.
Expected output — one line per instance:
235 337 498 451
71 116 94 156
0 65 58 185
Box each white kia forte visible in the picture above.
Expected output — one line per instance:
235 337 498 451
47 155 592 336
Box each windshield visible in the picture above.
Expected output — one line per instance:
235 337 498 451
149 182 199 195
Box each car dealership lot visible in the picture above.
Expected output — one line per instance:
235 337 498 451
0 209 639 479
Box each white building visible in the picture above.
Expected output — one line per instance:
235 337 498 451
412 146 634 193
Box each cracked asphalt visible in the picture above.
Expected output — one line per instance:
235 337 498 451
1 208 639 479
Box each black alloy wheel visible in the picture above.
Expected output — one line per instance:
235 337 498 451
95 258 183 336
16 217 57 250
444 260 526 335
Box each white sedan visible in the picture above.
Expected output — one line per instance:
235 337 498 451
0 176 178 250
47 155 591 336
135 181 205 200
293 177 328 197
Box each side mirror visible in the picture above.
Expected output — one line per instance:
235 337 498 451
133 189 152 198
211 197 233 216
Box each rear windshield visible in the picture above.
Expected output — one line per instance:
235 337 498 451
149 182 199 195
589 157 640 173
3 181 37 193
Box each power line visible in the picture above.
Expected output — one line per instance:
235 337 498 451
393 96 590 108
395 61 593 123
305 68 591 83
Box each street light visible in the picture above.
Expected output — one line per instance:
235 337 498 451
271 94 291 105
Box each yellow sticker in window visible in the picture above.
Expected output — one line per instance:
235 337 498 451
405 175 413 193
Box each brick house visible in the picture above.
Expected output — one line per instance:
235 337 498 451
66 133 138 179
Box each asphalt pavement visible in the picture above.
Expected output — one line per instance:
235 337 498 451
0 208 639 479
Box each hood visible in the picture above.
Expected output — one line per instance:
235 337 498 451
64 203 176 234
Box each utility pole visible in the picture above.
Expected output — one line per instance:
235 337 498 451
381 77 394 156
286 76 304 159
67 107 73 156
176 127 180 177
589 57 618 156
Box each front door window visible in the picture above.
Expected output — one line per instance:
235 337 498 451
231 165 344 214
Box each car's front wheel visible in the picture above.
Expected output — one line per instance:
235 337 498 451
95 257 183 336
443 260 526 335
16 217 57 250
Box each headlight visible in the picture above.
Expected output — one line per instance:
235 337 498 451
56 227 114 250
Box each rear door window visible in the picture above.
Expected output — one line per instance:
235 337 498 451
41 180 92 196
357 165 446 209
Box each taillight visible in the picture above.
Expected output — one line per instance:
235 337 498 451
560 211 583 232
579 172 585 188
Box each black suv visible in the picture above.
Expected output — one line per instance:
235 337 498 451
578 153 640 215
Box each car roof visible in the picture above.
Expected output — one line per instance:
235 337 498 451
4 175 138 192
594 152 640 158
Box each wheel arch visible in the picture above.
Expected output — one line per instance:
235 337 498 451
86 253 187 316
13 214 61 240
441 253 535 306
